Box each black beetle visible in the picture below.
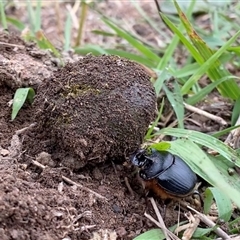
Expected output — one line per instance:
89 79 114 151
131 148 197 200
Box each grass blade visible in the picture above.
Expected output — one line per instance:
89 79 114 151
101 17 161 63
35 0 42 32
145 98 165 140
205 187 232 222
173 0 240 99
163 81 184 128
11 88 35 121
0 1 7 30
64 12 72 51
154 128 240 167
186 76 239 105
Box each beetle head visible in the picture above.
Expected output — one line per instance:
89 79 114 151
131 149 149 167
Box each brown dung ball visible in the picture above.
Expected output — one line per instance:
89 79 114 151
34 55 156 169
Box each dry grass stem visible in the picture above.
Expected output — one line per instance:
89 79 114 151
225 114 240 149
187 206 230 239
182 212 200 240
184 102 227 126
148 197 180 240
124 177 135 197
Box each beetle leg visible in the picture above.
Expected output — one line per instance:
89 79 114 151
192 190 203 208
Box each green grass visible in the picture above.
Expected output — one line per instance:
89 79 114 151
3 0 240 238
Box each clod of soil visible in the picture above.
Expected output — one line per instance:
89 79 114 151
32 55 156 169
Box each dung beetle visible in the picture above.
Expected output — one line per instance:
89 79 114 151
131 148 197 200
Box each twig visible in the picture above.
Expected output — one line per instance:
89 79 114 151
144 212 180 240
149 197 180 240
32 160 107 201
124 177 135 198
0 41 25 49
187 206 230 239
184 102 227 126
225 114 240 149
182 212 200 240
150 197 170 240
15 123 37 135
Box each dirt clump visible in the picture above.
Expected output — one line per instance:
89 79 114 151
31 55 156 169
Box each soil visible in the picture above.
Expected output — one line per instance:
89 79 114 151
0 32 188 240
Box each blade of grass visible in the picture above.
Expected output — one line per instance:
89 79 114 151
35 0 41 32
173 0 240 99
0 1 7 30
231 98 240 126
153 70 169 95
145 98 165 140
74 45 109 55
181 29 240 97
75 0 88 47
101 17 161 63
205 187 232 222
171 62 199 78
6 17 25 31
91 30 116 37
156 0 197 70
154 128 240 167
212 125 240 139
74 46 156 67
186 76 240 105
64 12 72 51
26 0 35 33
163 81 184 128
11 88 35 121
35 30 62 60
159 12 204 67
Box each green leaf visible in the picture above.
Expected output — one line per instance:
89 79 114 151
133 229 165 240
101 17 161 63
35 0 42 32
192 227 213 238
150 142 171 152
172 62 199 78
205 187 232 222
153 70 169 95
212 125 240 139
11 88 35 121
35 30 62 61
155 128 240 167
157 0 197 70
91 30 116 37
6 17 25 31
145 98 164 140
64 12 72 52
180 30 240 98
26 0 35 32
163 81 184 129
186 76 239 105
173 0 240 99
74 45 155 67
0 1 8 30
232 97 240 126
